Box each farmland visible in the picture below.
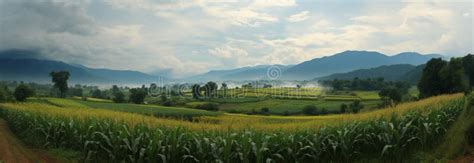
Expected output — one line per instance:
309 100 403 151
0 93 470 162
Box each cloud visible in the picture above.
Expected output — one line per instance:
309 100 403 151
287 11 310 22
0 0 471 78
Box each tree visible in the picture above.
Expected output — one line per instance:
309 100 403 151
112 91 126 103
440 58 468 94
221 83 228 97
340 103 348 113
91 89 103 99
418 58 447 98
204 81 218 98
302 105 318 115
379 86 402 106
129 88 147 104
0 84 13 103
191 84 201 99
350 100 363 113
462 54 474 87
418 57 470 98
260 107 270 114
14 84 35 102
50 71 70 98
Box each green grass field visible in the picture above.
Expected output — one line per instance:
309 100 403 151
40 98 221 119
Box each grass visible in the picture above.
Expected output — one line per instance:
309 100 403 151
418 94 474 161
218 98 380 114
40 98 221 119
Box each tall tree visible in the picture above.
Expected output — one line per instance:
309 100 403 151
418 58 447 98
462 54 474 87
50 71 70 98
221 83 228 97
204 81 218 98
379 86 402 106
440 58 468 94
191 84 201 99
129 88 147 104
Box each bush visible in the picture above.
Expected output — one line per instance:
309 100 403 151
13 84 35 102
195 102 219 111
260 107 270 114
162 100 176 106
302 105 318 115
129 88 147 104
112 92 126 103
0 85 13 103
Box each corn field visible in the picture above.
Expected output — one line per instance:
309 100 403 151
0 96 467 162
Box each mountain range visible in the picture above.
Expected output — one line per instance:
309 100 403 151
0 49 442 84
0 50 166 85
190 50 442 81
314 64 426 85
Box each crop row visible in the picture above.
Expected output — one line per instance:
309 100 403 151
0 97 467 162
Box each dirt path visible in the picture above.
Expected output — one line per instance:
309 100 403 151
0 119 56 163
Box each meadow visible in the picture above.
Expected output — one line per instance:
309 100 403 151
179 87 383 115
0 93 469 162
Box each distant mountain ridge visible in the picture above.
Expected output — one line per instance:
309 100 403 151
281 50 442 80
315 64 417 81
0 50 167 85
190 50 442 81
187 65 292 81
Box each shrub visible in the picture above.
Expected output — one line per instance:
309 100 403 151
302 105 318 115
13 84 35 102
162 100 176 106
112 92 126 103
129 88 147 104
195 102 219 111
260 107 270 114
0 85 13 103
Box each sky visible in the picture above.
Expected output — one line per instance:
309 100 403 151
0 0 472 78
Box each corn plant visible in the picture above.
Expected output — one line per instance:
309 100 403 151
0 97 466 162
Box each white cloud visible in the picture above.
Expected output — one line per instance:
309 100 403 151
287 11 310 22
209 45 249 59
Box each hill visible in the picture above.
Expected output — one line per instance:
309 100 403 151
315 64 416 81
187 64 292 81
0 50 166 85
281 50 441 80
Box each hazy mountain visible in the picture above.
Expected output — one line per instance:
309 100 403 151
0 50 166 85
315 64 416 81
187 65 292 81
281 50 442 80
398 64 425 85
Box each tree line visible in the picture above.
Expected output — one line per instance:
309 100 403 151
418 54 473 98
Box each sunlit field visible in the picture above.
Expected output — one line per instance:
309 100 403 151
0 94 468 162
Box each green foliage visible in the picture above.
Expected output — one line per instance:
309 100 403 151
191 84 201 99
462 54 474 87
419 57 471 98
129 88 147 104
302 105 318 115
112 91 126 103
0 98 464 162
203 81 218 98
350 100 363 113
90 89 104 99
321 77 410 92
0 84 13 103
194 102 219 111
49 71 70 98
340 103 348 113
379 86 403 106
13 84 34 102
260 107 270 114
